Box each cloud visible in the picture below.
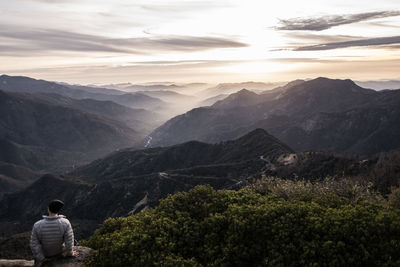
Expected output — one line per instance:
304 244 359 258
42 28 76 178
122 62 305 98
276 11 400 31
294 36 400 51
106 36 247 52
269 33 361 51
0 27 136 54
1 59 244 84
284 32 361 43
0 26 247 56
368 21 400 29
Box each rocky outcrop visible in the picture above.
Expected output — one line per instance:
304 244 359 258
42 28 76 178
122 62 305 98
0 259 33 267
0 246 92 267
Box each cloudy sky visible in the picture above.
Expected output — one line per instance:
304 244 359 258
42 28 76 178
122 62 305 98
1 0 399 84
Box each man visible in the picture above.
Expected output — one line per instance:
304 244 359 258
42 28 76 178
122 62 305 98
30 199 78 266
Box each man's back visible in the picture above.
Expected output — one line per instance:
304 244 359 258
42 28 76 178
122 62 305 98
30 215 74 262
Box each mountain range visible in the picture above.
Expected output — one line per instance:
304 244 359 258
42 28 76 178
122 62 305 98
95 82 210 94
355 80 400 90
1 75 399 196
0 129 293 241
2 128 399 246
71 128 293 182
1 74 400 259
0 90 140 154
149 77 400 155
0 88 149 195
197 81 279 97
0 75 167 111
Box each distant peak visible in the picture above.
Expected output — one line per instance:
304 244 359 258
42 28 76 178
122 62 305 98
311 77 356 85
233 128 294 153
234 128 272 142
343 78 357 85
241 128 269 137
0 74 38 82
297 77 362 92
0 74 12 80
286 79 305 86
310 77 336 83
314 77 329 81
236 88 257 95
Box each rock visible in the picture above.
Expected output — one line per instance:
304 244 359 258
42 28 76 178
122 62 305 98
0 259 33 266
43 246 92 267
0 246 92 267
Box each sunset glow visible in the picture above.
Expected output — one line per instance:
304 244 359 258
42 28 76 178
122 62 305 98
1 0 399 83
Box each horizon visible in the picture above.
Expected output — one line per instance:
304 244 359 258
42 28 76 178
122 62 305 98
1 0 399 84
2 73 400 92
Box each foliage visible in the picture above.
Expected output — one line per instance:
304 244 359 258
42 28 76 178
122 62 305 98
84 184 400 266
245 176 385 207
388 186 400 209
0 232 32 259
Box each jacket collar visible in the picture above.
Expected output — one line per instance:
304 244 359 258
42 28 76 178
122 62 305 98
42 215 66 220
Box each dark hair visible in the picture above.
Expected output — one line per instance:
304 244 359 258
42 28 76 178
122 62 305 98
48 199 64 214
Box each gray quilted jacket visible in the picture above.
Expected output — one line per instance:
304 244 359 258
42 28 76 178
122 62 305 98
30 215 74 261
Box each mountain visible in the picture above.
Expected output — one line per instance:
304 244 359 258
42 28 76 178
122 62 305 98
0 75 86 97
125 84 183 92
72 129 293 182
148 77 400 155
31 93 161 134
0 75 167 111
260 79 305 95
256 103 400 155
197 94 228 107
102 92 166 110
0 90 139 152
135 90 195 103
0 162 41 200
89 82 133 90
0 91 160 170
135 90 198 115
96 82 210 94
198 81 278 97
0 90 141 170
255 77 376 117
62 83 127 95
355 80 400 90
0 138 90 172
212 89 262 109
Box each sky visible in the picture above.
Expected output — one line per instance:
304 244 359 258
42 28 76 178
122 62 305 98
0 0 399 84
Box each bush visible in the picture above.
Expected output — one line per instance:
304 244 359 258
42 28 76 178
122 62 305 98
246 176 385 207
84 185 400 266
389 186 400 209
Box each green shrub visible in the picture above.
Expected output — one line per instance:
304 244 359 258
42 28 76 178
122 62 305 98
246 176 385 207
84 185 400 266
389 186 400 209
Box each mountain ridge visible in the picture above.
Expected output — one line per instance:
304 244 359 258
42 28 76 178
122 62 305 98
148 77 400 155
72 128 293 182
0 75 167 110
